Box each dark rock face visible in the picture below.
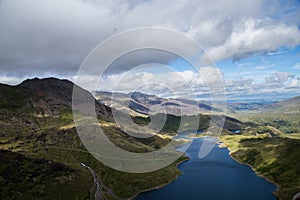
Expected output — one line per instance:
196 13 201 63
0 77 112 119
20 78 74 114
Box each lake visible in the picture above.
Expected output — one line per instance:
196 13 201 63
135 137 277 200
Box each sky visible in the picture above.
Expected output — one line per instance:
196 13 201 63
0 0 300 100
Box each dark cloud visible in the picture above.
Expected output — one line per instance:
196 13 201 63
0 0 299 82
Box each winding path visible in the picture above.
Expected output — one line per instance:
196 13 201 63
81 162 122 200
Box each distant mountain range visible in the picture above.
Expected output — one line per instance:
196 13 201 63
94 91 220 116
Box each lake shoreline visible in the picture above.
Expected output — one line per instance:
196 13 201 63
218 141 280 199
131 136 278 200
129 156 190 200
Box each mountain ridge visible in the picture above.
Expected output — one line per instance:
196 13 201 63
94 90 219 116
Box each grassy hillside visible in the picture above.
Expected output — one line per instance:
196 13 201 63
132 114 243 134
0 150 93 200
263 96 300 114
248 96 300 134
221 96 300 200
220 132 300 200
0 78 188 199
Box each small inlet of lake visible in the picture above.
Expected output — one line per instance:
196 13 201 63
135 136 277 200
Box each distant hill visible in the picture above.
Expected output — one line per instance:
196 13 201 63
223 95 300 199
249 95 300 134
94 91 220 116
227 95 300 114
263 95 300 114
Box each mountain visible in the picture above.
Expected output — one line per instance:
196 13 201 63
94 91 219 116
0 77 112 118
226 96 300 114
5 78 298 200
0 78 244 199
263 95 300 114
0 78 187 199
248 95 300 134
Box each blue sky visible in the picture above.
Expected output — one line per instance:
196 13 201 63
157 45 300 100
167 45 300 78
218 45 300 99
218 45 300 80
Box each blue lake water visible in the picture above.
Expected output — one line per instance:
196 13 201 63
135 137 277 200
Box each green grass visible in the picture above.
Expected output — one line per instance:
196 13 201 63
249 113 300 134
132 113 242 134
7 142 187 199
0 150 92 200
0 85 27 110
0 108 188 199
220 134 300 200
